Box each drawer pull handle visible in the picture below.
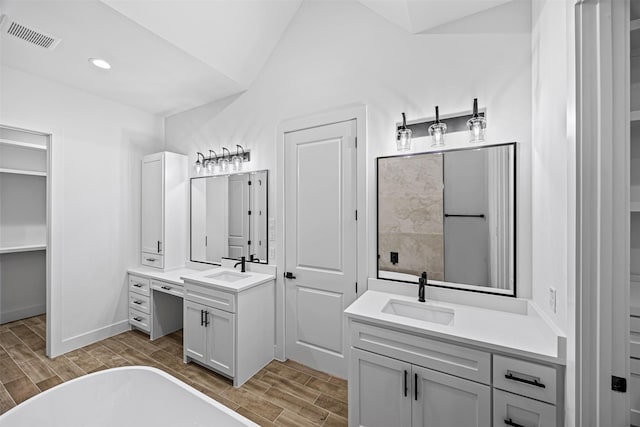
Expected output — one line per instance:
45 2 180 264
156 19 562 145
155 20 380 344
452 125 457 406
133 317 142 322
414 373 418 401
161 286 171 290
133 300 142 305
204 311 210 327
133 283 142 288
200 309 204 326
403 370 408 397
504 418 525 427
505 372 546 388
146 258 156 262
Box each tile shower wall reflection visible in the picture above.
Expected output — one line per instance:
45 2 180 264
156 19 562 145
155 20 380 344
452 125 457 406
378 155 444 280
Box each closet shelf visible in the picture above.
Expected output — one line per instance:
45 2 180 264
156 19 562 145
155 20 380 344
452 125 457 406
0 168 47 177
0 138 47 151
0 244 47 254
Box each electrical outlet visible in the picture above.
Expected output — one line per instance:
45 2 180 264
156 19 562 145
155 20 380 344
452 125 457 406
549 287 557 313
390 252 399 265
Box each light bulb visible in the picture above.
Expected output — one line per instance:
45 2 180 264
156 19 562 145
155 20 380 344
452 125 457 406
428 106 447 147
396 112 412 151
232 156 243 171
467 98 486 143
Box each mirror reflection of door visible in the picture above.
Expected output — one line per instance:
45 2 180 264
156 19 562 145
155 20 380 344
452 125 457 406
227 174 250 259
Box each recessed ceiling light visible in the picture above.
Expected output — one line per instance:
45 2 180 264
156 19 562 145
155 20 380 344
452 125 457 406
88 58 111 70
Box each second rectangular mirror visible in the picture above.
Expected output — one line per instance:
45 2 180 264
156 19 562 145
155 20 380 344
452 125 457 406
191 170 268 265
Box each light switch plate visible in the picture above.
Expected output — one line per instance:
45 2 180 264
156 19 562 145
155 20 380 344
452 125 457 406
549 287 557 313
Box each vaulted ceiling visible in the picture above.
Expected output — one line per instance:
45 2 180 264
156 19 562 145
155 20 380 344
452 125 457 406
0 0 520 117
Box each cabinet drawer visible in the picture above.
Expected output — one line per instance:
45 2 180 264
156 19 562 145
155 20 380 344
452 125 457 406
493 355 557 404
141 253 164 269
631 317 640 358
151 280 184 297
350 321 490 384
493 389 556 427
128 293 150 314
185 282 236 313
129 275 150 296
129 309 150 332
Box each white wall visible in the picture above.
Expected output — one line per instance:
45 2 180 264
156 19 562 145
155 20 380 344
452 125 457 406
0 65 164 357
531 1 576 425
166 0 533 293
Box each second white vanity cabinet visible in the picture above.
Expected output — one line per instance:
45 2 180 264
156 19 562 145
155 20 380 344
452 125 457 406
182 270 275 387
141 151 187 270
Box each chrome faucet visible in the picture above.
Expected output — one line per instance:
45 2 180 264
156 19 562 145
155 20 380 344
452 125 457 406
418 272 427 302
234 256 246 273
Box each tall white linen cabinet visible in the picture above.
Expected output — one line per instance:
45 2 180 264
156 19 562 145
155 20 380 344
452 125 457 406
141 152 188 270
0 125 49 324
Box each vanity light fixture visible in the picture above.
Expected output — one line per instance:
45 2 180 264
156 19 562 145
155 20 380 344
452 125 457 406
194 152 205 175
232 145 245 171
428 106 447 147
220 147 231 172
206 150 218 174
396 112 412 151
467 98 487 143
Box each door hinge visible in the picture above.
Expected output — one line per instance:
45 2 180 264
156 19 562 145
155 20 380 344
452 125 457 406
248 240 252 245
248 210 252 215
248 180 252 185
612 376 627 392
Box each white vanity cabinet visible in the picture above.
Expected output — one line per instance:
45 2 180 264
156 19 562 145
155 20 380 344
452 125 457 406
141 151 187 270
182 273 275 387
348 320 563 427
128 275 151 333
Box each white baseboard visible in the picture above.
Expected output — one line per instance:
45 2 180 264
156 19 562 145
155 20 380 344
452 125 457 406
0 303 46 324
54 319 130 357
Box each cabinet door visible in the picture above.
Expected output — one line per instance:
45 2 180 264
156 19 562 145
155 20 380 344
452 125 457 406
412 365 490 427
205 307 235 377
349 348 412 427
142 154 164 254
184 300 206 363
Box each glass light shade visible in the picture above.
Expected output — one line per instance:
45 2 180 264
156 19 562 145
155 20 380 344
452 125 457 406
232 155 243 171
429 122 447 147
396 128 412 151
219 158 229 171
467 116 487 143
206 159 216 174
194 160 202 175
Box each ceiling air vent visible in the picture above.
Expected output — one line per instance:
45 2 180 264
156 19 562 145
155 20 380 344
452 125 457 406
1 15 60 50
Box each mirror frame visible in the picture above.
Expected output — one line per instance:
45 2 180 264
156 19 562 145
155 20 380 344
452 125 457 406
189 169 269 266
376 142 517 297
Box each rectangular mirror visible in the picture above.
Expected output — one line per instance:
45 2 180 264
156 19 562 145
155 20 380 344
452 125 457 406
191 170 268 265
377 143 516 296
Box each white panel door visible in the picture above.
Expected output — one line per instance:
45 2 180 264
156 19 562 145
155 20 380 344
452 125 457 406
284 119 357 377
184 300 206 363
205 307 235 377
141 154 164 255
412 364 491 427
349 348 412 427
228 173 250 259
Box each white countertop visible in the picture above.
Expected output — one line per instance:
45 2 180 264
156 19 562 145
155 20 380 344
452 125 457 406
344 290 566 365
127 266 211 286
180 268 275 293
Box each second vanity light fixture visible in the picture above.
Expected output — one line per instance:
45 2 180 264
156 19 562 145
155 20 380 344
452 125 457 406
395 99 486 151
193 144 251 175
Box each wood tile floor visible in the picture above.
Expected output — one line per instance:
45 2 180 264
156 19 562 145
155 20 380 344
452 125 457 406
0 315 348 426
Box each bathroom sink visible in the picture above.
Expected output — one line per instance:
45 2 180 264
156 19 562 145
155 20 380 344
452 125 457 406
205 271 249 283
382 299 454 325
